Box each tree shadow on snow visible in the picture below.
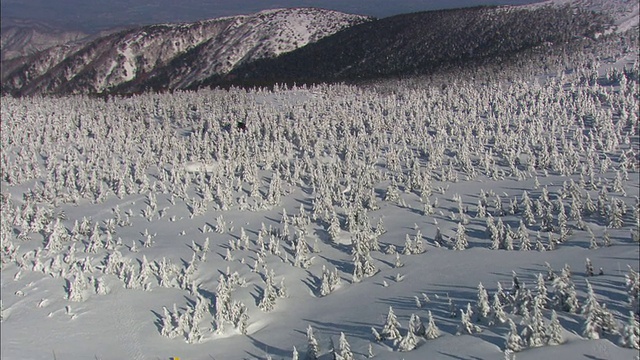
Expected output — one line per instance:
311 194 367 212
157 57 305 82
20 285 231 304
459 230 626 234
302 319 376 341
584 355 608 360
313 228 352 254
476 330 507 350
150 309 163 333
251 285 264 307
244 334 290 359
301 270 321 296
437 351 486 360
318 255 353 275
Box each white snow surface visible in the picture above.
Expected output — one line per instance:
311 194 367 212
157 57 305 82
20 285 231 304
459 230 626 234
1 47 639 360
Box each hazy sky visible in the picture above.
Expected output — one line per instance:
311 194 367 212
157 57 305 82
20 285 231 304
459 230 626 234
1 0 540 32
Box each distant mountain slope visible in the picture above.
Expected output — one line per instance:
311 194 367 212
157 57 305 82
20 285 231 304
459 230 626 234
1 8 369 96
2 1 636 96
111 8 372 93
202 4 614 88
0 19 89 61
532 0 639 31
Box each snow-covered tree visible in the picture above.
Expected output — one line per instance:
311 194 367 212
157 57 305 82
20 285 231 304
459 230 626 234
424 311 441 340
552 266 579 313
619 311 640 349
490 292 507 326
398 328 418 352
452 222 468 250
408 313 425 336
337 332 353 360
259 270 279 312
625 266 640 315
475 282 491 322
381 306 402 341
505 318 524 352
457 304 481 335
547 310 564 345
585 258 594 277
307 325 320 359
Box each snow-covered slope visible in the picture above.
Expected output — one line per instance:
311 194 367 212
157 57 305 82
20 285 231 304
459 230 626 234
158 8 373 90
0 8 369 96
0 20 89 61
1 36 638 359
527 0 639 31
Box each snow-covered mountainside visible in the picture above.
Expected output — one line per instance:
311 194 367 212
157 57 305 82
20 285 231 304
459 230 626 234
0 8 369 96
1 34 638 359
0 20 89 61
212 3 620 88
532 0 639 31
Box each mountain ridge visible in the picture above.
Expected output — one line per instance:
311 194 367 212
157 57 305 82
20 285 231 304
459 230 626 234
196 4 615 88
1 1 637 96
1 8 370 96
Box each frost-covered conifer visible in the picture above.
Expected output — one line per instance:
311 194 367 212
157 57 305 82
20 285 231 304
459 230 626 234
95 276 108 295
517 221 531 251
424 311 441 340
504 225 515 251
66 274 87 302
44 218 69 251
585 258 594 277
408 313 425 336
475 282 491 322
505 318 524 352
403 234 414 255
582 280 619 339
371 327 382 342
394 253 404 268
609 198 624 228
381 306 402 341
547 310 564 345
490 292 507 325
307 325 320 359
476 199 486 218
326 211 341 242
493 194 504 217
338 332 354 360
535 273 548 309
398 328 418 352
526 296 546 347
619 311 640 349
448 297 458 318
625 266 640 315
540 203 554 232
258 271 278 312
552 266 579 313
582 280 599 316
457 305 481 335
488 217 501 250
160 306 176 338
603 229 612 247
452 222 468 250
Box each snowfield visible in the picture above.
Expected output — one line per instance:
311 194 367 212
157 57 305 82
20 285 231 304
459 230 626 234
1 46 639 360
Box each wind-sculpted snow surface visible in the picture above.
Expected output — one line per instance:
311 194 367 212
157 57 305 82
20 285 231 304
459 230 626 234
0 52 639 359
